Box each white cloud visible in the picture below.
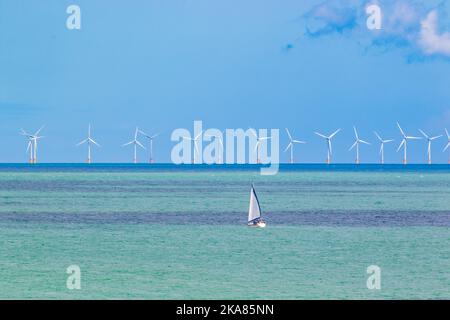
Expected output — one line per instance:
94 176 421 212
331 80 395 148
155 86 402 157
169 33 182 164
300 1 450 60
418 10 450 56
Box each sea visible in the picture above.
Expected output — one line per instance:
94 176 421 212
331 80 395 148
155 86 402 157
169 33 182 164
0 163 448 299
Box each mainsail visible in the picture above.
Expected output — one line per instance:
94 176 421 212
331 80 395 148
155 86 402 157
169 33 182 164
248 185 262 223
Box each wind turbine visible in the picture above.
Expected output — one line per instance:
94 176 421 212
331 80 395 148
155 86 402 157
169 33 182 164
122 127 145 163
349 127 370 164
419 129 442 165
204 131 224 164
396 122 421 165
76 124 100 163
374 131 394 164
284 128 306 164
444 128 450 164
181 131 203 164
249 128 271 164
139 129 160 163
20 126 45 164
314 128 341 164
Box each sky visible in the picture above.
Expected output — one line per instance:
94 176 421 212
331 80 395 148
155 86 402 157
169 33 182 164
1 0 450 163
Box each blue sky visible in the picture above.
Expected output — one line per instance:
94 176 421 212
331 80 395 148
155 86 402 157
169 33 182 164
1 0 450 163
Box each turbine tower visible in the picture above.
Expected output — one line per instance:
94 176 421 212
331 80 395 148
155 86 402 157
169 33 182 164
181 131 203 164
76 124 100 163
20 126 45 164
419 129 442 165
374 131 394 164
314 128 341 164
122 127 145 163
139 129 160 163
284 128 306 164
349 127 370 164
396 122 421 165
249 128 271 164
444 128 450 164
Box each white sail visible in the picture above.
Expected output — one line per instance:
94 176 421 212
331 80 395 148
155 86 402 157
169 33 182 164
248 185 261 223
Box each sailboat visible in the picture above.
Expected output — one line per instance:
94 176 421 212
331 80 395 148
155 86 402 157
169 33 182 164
248 184 266 228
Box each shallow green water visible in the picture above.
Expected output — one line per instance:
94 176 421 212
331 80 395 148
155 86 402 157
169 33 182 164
1 224 449 299
0 165 449 299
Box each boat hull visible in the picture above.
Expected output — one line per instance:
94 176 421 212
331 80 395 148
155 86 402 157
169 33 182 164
248 220 266 228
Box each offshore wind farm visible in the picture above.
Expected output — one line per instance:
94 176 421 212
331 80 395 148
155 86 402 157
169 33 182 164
13 123 450 164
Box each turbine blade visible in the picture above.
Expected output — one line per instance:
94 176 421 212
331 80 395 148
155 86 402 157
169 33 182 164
90 138 100 147
293 140 306 144
419 129 428 139
284 143 292 153
353 126 359 139
122 140 134 147
76 139 88 146
138 129 150 138
445 128 450 139
430 135 442 140
397 139 405 152
34 125 45 136
359 139 370 145
249 128 257 138
194 130 203 141
349 141 357 151
194 141 200 157
285 128 293 141
329 128 341 139
444 142 450 152
136 140 146 149
397 122 405 137
374 131 382 142
314 132 327 139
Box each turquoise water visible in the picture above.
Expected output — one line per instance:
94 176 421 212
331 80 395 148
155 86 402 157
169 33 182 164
0 164 449 299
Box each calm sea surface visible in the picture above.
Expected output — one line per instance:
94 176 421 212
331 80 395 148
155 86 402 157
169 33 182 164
0 164 449 299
